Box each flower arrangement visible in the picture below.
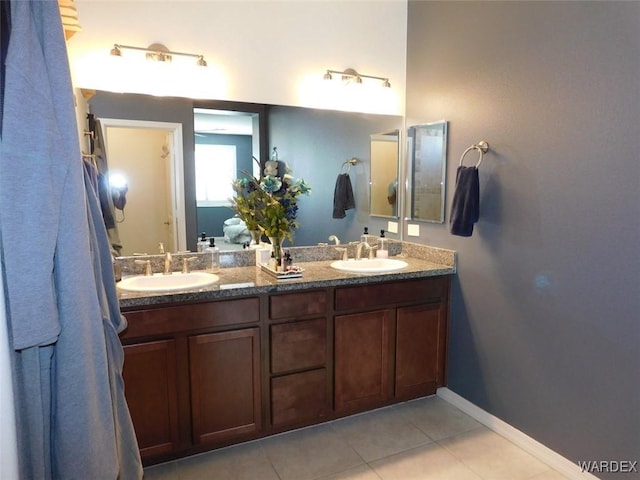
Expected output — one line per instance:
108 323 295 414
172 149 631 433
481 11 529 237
230 155 311 245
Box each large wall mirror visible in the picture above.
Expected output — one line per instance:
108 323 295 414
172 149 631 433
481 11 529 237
88 91 402 253
370 130 399 218
408 121 448 223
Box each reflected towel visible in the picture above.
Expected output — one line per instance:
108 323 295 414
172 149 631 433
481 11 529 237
332 173 355 219
450 166 479 237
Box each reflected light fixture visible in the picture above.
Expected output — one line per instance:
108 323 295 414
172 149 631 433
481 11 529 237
323 68 390 88
110 43 207 67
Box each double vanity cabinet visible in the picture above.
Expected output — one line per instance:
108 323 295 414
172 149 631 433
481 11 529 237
118 260 452 465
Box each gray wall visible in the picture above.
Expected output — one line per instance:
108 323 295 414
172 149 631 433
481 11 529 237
405 1 639 474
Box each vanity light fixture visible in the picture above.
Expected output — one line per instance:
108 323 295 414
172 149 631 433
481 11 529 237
323 68 391 88
110 43 207 67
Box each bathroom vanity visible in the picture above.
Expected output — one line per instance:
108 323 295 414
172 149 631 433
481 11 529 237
117 246 454 465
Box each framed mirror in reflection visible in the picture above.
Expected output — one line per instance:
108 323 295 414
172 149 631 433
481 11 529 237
408 121 448 223
370 130 399 219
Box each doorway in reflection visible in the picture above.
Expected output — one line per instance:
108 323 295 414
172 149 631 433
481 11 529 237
101 119 185 256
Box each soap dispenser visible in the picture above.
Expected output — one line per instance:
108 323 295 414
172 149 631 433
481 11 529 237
197 232 208 252
361 227 375 244
377 229 389 258
205 237 220 272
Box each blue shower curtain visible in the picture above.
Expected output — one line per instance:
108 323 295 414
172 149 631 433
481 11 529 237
0 1 142 478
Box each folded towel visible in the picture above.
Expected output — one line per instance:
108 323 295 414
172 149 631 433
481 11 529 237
450 166 479 236
332 173 356 219
223 218 252 244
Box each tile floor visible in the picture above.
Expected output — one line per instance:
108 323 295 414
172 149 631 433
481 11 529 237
143 395 569 480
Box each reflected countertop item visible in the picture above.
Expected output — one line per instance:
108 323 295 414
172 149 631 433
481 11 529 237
117 253 455 309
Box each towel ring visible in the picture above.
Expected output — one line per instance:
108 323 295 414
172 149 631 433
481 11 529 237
459 141 489 168
341 157 358 174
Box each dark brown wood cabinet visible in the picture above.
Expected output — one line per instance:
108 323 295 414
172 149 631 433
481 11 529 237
334 277 449 412
122 340 179 458
268 290 331 428
189 328 261 445
334 309 393 412
120 276 449 465
395 303 447 400
120 297 262 463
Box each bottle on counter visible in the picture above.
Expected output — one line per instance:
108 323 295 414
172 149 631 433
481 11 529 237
361 227 376 244
205 237 220 272
197 232 208 252
376 229 389 258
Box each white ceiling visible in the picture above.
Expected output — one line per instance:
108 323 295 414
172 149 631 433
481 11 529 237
193 109 254 136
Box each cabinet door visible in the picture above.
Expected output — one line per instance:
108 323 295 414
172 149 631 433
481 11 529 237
395 303 445 400
189 328 261 445
123 340 179 458
335 310 393 412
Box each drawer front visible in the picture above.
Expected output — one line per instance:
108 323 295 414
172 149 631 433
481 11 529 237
271 369 327 427
335 277 446 312
270 318 327 374
121 297 260 339
269 290 327 320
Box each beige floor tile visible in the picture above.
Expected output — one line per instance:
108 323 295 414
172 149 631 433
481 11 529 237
173 441 279 480
143 460 179 479
331 406 433 462
370 442 483 480
527 469 570 480
439 427 550 480
397 396 483 441
318 464 383 480
260 423 364 480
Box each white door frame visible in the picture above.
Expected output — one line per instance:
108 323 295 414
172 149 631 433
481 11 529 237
99 118 187 253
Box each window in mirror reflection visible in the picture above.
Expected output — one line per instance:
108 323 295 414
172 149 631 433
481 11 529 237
408 121 448 223
195 144 237 207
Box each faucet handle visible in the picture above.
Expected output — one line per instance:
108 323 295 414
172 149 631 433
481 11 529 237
335 247 348 261
134 259 152 276
369 245 379 259
181 257 198 274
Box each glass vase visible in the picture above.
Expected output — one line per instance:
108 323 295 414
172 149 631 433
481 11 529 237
250 230 262 248
267 234 285 262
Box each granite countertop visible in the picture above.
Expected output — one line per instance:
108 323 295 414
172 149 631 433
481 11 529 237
117 242 456 309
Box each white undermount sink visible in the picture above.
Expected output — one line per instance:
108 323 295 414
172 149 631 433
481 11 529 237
117 271 219 293
330 258 408 274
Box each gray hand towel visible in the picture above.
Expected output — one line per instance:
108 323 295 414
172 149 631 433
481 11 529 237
332 173 355 219
450 166 480 236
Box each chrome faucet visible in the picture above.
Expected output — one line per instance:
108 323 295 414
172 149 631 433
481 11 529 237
356 241 371 260
163 252 172 275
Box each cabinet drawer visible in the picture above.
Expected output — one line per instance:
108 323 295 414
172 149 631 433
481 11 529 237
270 318 327 374
269 290 327 320
271 369 327 427
335 277 446 312
121 297 260 339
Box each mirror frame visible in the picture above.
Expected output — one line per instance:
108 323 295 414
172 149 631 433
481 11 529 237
407 120 448 223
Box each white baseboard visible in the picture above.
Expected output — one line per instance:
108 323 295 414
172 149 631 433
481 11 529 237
436 387 598 480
